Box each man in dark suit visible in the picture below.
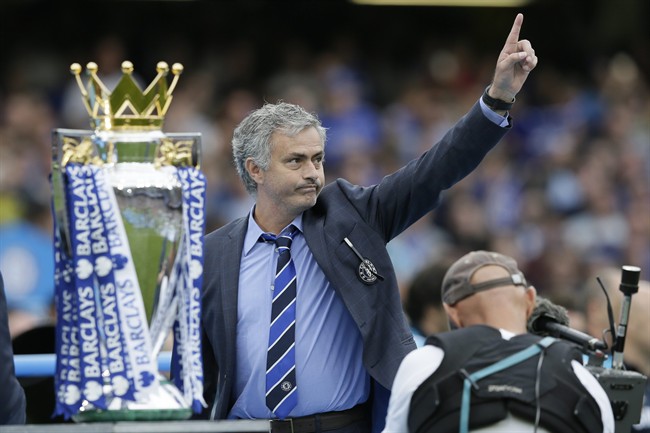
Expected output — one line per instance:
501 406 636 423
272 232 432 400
1 272 27 425
200 13 538 433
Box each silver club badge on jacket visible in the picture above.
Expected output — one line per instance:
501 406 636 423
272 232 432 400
344 237 384 285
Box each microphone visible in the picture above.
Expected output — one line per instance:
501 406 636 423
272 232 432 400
527 296 607 352
612 265 641 370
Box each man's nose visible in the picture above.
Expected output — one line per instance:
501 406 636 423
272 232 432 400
303 161 319 179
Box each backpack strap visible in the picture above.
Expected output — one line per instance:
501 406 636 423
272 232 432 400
458 336 556 433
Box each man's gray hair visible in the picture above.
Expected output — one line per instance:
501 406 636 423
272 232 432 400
232 102 327 195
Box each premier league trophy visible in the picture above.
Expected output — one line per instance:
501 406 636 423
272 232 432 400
50 61 206 421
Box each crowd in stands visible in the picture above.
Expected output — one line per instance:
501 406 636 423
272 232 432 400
0 11 648 341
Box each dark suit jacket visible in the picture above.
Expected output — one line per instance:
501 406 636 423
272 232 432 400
199 102 509 428
0 273 26 425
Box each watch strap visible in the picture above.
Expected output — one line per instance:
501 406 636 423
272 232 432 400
482 85 515 111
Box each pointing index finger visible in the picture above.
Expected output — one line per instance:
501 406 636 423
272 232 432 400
504 13 524 48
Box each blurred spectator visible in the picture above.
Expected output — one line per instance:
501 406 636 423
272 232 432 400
0 189 55 337
266 71 322 115
318 62 382 178
436 188 490 252
0 89 55 338
387 216 451 298
203 86 259 231
381 78 458 166
562 143 629 262
402 260 453 347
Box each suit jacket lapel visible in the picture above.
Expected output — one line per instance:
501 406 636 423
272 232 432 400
220 218 247 360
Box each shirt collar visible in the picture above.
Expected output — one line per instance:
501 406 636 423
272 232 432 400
243 206 304 256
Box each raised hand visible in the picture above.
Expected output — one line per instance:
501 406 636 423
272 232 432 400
489 13 538 102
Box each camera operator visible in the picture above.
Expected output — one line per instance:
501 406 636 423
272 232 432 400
585 268 650 432
383 250 614 433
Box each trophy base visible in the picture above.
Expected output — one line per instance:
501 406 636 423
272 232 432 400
72 378 192 422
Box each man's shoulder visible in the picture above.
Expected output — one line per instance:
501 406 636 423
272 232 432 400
311 178 375 213
427 325 501 346
306 179 363 220
205 216 247 242
317 178 362 200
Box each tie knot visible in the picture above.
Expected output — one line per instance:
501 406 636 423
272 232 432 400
273 235 292 252
260 226 297 252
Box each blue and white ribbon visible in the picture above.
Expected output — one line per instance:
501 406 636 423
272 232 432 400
53 163 160 416
91 167 136 401
95 167 159 402
172 167 207 413
53 205 81 418
67 165 108 410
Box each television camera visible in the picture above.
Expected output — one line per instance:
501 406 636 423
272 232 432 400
527 265 647 433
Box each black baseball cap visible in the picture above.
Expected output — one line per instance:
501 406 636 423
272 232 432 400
442 250 528 305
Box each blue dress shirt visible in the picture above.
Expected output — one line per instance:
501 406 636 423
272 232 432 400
228 212 370 419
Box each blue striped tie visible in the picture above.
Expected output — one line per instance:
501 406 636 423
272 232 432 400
261 227 298 419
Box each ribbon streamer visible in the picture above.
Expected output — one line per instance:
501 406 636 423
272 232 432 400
53 163 160 417
172 166 207 412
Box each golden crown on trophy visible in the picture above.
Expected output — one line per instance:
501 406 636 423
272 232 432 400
70 61 183 130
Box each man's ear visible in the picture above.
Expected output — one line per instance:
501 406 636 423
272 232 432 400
525 286 537 318
246 158 263 184
443 303 461 329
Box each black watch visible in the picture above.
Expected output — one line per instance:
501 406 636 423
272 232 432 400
482 85 515 111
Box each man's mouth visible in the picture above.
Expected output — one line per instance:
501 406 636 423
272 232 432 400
298 184 319 193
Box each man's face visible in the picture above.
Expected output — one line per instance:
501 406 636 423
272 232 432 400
253 127 325 220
